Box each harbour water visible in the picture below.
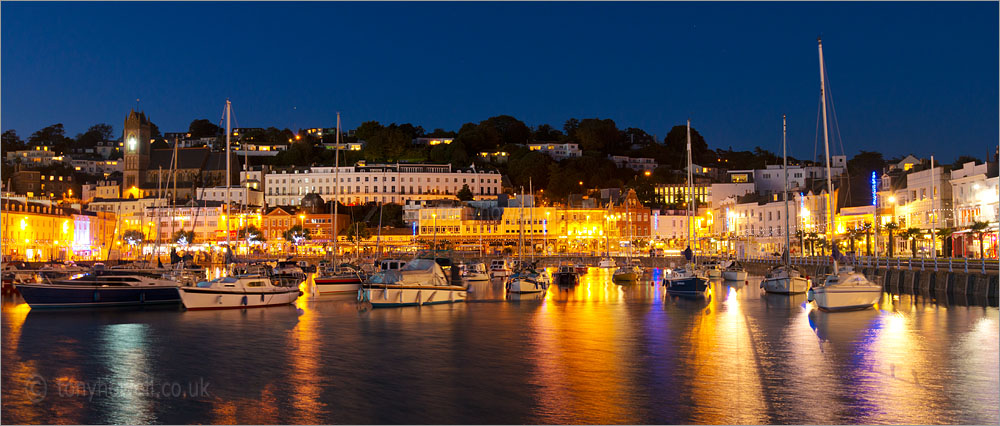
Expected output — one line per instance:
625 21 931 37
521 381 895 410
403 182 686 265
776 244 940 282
2 268 998 424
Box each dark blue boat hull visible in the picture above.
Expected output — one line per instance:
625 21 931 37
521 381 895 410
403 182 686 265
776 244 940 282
16 284 181 309
664 276 709 297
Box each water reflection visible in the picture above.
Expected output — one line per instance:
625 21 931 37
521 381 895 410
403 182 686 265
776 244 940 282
1 271 997 424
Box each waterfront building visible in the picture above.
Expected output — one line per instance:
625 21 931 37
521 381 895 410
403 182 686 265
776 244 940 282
655 183 711 208
529 143 582 161
263 164 502 207
7 170 80 199
196 186 264 207
753 165 807 194
949 160 999 258
1 196 116 261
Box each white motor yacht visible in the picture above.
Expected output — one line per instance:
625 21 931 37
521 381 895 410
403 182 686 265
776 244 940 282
179 274 301 310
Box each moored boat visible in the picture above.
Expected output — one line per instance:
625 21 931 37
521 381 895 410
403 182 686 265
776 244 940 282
489 258 513 278
16 270 181 309
178 274 300 310
553 263 579 286
460 261 491 282
360 258 467 307
315 263 366 295
761 265 810 294
721 260 748 281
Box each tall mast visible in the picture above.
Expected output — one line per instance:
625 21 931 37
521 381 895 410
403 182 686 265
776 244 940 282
170 135 178 249
686 118 694 263
225 99 231 258
332 112 340 267
782 114 791 266
529 177 534 264
155 165 163 265
818 37 837 275
518 187 524 265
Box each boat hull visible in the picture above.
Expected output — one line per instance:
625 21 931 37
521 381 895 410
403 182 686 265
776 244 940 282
507 278 545 294
554 273 578 286
490 269 511 278
16 284 181 309
810 285 882 311
664 276 709 297
761 276 810 294
361 285 467 307
178 287 301 310
314 276 364 294
612 272 639 282
705 269 722 278
463 272 491 282
722 270 748 281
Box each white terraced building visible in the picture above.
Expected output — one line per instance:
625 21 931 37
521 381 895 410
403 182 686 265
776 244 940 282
264 163 503 206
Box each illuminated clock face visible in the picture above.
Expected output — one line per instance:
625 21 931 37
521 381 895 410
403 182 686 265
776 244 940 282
127 136 137 151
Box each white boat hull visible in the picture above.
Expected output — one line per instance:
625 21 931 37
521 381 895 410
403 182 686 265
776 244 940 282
706 269 722 278
598 260 616 268
315 282 361 295
507 278 546 294
722 270 747 281
464 272 491 282
179 287 301 310
490 269 511 278
361 285 467 307
761 276 810 294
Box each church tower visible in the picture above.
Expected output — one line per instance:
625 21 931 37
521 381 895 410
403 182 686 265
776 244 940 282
122 109 152 196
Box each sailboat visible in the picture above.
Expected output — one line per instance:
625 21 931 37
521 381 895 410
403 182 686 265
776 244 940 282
315 112 366 294
664 119 710 297
612 190 642 283
178 100 300 310
807 38 882 311
761 115 811 294
507 188 546 294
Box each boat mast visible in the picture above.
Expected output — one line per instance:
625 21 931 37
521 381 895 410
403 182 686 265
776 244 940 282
686 118 695 264
520 188 526 265
332 112 340 268
225 99 232 262
529 177 534 264
783 114 791 267
818 37 837 275
930 155 936 259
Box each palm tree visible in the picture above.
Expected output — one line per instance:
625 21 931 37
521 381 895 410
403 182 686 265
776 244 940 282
968 220 991 259
900 227 922 258
936 227 955 258
884 222 899 257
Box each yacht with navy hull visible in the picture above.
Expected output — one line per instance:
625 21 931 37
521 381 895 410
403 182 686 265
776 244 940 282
15 270 181 309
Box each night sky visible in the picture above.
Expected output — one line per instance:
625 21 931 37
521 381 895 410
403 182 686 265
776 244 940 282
2 2 997 161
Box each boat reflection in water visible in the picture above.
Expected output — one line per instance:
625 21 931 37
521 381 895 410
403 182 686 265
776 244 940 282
1 270 997 425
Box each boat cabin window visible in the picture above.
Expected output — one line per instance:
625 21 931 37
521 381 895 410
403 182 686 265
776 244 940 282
247 281 265 287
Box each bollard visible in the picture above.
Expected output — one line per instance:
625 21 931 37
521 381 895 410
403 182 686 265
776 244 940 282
949 257 952 272
964 257 969 273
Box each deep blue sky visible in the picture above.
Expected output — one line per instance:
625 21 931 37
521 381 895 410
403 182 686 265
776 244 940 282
2 2 997 161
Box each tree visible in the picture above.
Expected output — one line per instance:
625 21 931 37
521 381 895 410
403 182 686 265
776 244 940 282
283 225 311 253
172 230 195 246
456 184 474 201
531 124 562 141
188 119 221 139
900 227 922 258
345 222 371 243
28 123 73 154
122 229 145 246
2 129 24 152
936 227 955 258
76 123 114 148
238 225 265 245
884 222 899 257
862 221 873 256
575 118 621 153
663 125 710 166
968 221 990 259
563 118 580 139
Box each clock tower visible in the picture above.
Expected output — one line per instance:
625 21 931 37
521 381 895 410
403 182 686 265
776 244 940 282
122 109 152 196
